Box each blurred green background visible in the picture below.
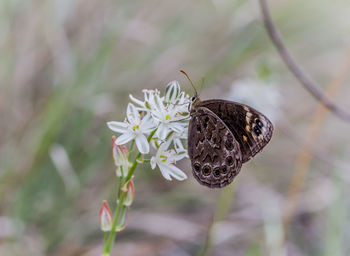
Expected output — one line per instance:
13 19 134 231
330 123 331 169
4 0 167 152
1 0 350 255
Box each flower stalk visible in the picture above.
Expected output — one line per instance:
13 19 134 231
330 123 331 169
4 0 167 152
102 81 190 255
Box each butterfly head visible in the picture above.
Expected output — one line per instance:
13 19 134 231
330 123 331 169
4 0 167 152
190 95 201 107
188 93 202 113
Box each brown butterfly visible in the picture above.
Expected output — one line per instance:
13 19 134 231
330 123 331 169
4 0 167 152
182 71 274 188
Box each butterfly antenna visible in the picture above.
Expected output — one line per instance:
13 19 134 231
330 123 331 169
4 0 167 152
180 70 198 96
200 77 205 93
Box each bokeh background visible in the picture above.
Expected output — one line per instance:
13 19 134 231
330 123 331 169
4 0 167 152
1 0 350 255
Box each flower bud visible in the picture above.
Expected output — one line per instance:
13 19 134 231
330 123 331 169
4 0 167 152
111 136 117 150
99 200 113 232
165 81 180 104
112 138 129 177
122 179 135 207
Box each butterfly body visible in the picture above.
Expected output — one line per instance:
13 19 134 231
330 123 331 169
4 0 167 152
188 97 273 188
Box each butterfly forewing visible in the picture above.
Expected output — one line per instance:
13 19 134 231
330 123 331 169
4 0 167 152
188 107 242 188
199 100 273 163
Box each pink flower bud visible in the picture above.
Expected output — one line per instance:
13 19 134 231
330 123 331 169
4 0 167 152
111 138 129 177
123 179 135 207
111 136 116 150
99 200 112 232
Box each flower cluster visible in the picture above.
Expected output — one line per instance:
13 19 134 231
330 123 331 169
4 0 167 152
100 81 191 255
107 81 190 181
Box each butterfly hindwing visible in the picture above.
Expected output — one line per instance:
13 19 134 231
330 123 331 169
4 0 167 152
188 107 243 188
199 100 273 163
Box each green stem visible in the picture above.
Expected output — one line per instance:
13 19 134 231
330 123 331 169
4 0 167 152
103 192 126 254
103 128 157 254
129 140 135 153
125 129 157 183
104 232 107 245
116 176 124 200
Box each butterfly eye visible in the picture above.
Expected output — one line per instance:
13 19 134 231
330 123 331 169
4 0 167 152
213 167 221 177
254 126 261 136
191 96 196 101
193 163 201 172
225 156 234 166
221 166 228 174
256 119 263 128
202 165 211 176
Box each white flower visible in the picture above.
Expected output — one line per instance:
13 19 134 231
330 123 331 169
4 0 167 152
171 130 188 157
165 81 190 114
129 81 189 141
150 129 188 160
150 142 187 181
129 89 160 112
149 92 189 140
108 80 190 182
107 103 156 154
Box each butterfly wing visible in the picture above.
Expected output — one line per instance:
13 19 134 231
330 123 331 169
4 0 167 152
199 100 273 163
188 107 242 188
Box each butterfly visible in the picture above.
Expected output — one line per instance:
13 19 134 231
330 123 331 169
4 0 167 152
181 71 274 188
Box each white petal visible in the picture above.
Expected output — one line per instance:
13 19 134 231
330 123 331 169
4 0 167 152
174 138 185 152
157 124 169 140
135 134 150 154
150 112 163 123
154 94 165 114
116 166 122 177
140 114 156 133
155 141 171 160
115 132 135 145
167 164 188 180
155 141 166 156
158 164 172 180
107 121 128 133
150 157 156 169
150 138 160 150
126 103 140 124
173 151 188 161
129 94 145 107
170 122 186 133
